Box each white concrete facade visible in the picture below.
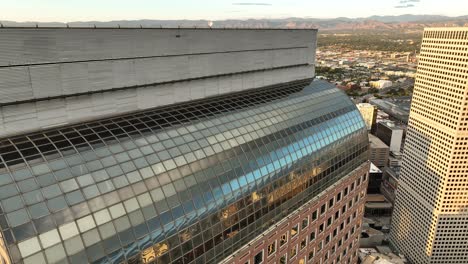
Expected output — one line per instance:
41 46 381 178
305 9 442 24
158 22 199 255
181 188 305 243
388 129 403 153
0 28 317 138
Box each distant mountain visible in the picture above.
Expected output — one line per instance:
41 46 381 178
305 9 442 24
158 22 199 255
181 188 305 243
2 14 468 31
362 14 456 23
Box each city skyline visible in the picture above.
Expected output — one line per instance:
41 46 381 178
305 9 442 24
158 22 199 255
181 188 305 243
1 1 468 263
2 0 468 23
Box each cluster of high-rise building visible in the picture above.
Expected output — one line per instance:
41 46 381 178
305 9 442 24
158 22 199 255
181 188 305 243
0 24 467 264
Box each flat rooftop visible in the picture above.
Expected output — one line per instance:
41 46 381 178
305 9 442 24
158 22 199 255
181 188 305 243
425 27 468 31
365 202 393 209
366 194 388 203
0 25 317 31
369 134 389 149
370 98 410 123
378 120 405 130
370 162 382 173
384 166 401 179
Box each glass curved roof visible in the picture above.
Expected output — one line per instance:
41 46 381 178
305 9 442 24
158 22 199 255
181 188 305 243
0 79 368 264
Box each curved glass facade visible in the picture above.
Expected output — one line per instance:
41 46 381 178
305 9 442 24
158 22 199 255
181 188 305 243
0 80 368 264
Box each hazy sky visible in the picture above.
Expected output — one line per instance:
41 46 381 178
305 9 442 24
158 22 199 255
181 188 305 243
2 0 467 22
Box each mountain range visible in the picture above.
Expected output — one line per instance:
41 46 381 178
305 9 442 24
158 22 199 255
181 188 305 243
2 14 468 31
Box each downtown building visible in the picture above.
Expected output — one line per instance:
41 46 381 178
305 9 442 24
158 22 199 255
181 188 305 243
356 103 377 132
0 27 369 264
390 27 468 264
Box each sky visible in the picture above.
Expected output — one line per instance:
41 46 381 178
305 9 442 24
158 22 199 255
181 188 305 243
2 0 467 22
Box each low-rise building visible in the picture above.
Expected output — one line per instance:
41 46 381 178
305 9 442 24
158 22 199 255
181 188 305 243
381 166 400 204
388 151 403 167
357 103 378 131
370 98 411 124
375 121 404 152
369 134 390 168
359 248 408 264
370 80 393 89
368 163 383 194
360 228 385 248
364 196 393 217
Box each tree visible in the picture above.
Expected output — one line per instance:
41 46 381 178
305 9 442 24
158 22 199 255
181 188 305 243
368 88 379 94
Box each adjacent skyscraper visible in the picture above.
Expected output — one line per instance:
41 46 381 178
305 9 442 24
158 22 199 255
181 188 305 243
390 27 468 264
0 27 369 264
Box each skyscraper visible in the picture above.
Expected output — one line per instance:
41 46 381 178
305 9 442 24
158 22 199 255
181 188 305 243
0 27 369 264
390 27 468 264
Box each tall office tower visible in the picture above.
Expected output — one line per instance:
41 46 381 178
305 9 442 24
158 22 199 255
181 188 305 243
0 27 369 264
390 27 468 264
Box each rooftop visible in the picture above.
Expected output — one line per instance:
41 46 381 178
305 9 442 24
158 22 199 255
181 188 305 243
370 98 411 123
425 27 468 31
359 248 408 264
378 121 405 130
370 162 382 174
365 202 393 209
366 194 388 203
357 103 376 108
369 134 389 149
384 166 401 179
0 25 317 31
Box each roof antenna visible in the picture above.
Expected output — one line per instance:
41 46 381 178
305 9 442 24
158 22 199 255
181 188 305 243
35 23 38 28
